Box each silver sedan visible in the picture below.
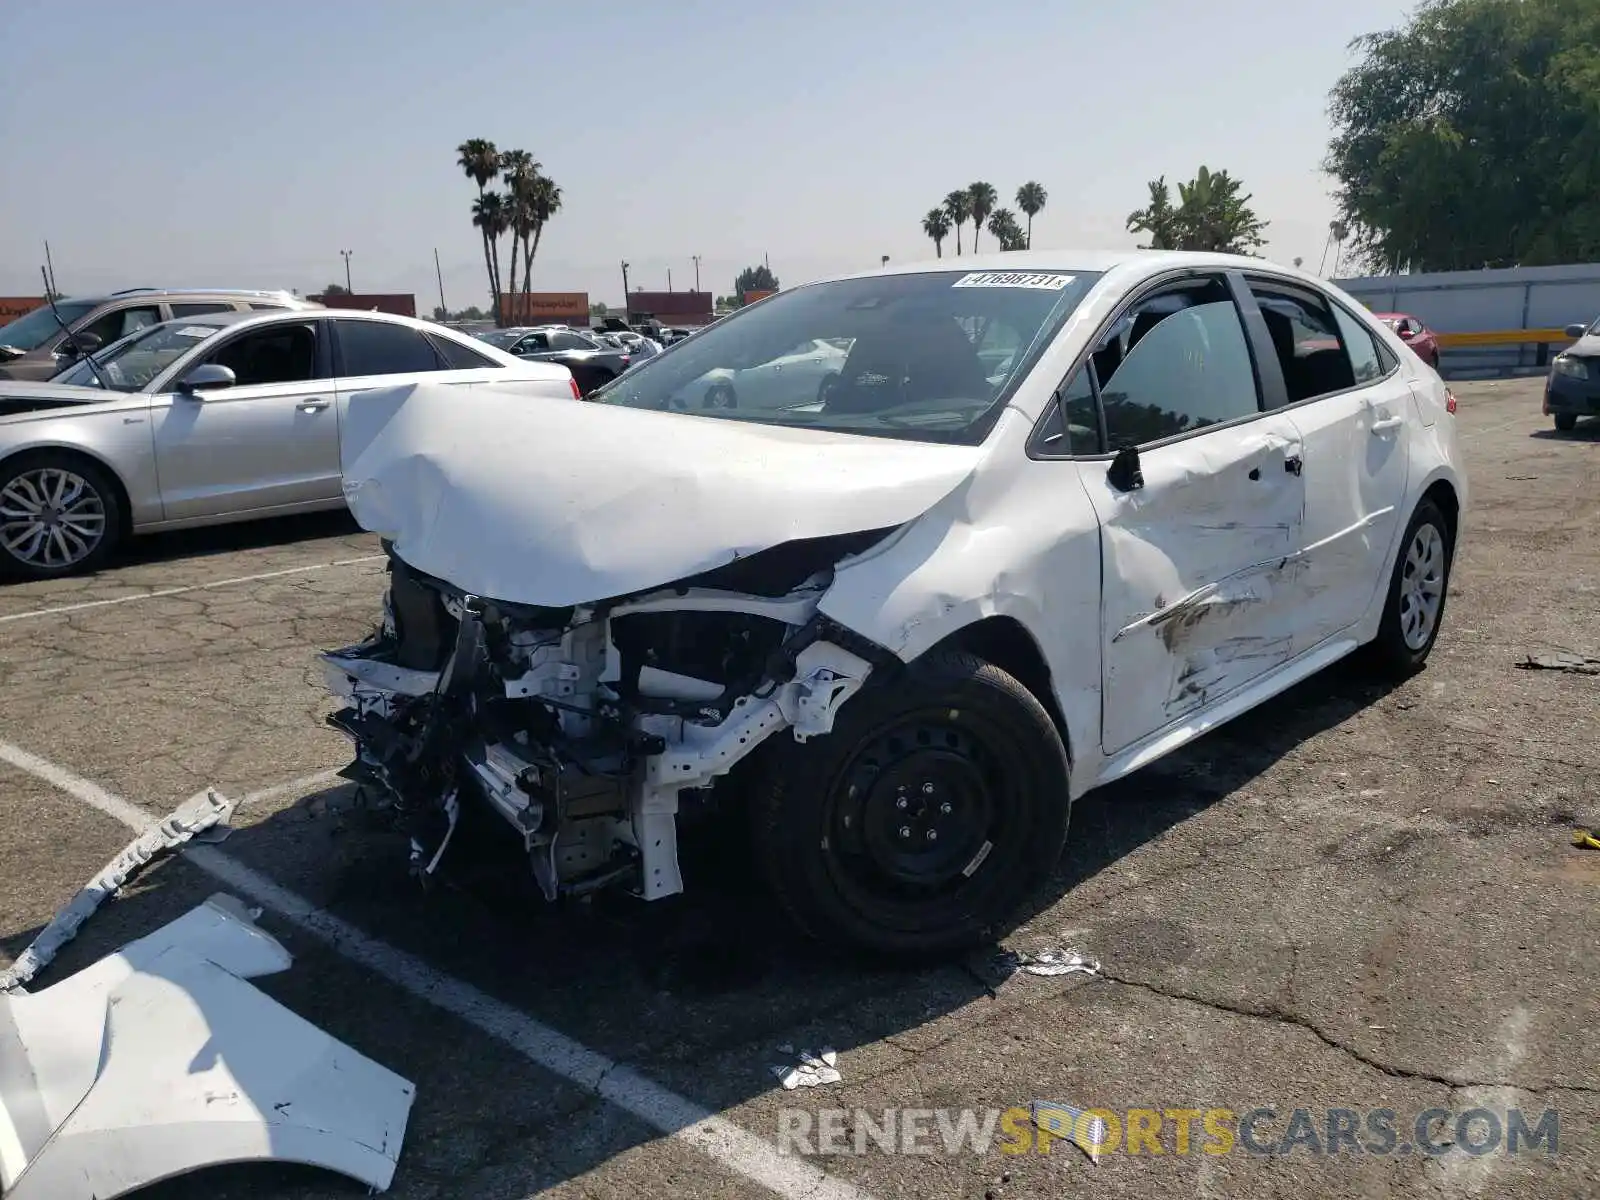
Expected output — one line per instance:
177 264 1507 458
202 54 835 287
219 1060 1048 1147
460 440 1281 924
0 309 576 579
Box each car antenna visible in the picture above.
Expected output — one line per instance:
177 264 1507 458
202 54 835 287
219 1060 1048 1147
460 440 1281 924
41 265 112 390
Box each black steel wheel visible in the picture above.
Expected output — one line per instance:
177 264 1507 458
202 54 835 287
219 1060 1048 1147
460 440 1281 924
751 649 1071 960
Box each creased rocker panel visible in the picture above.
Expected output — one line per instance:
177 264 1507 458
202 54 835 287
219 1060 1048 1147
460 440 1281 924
324 255 1464 905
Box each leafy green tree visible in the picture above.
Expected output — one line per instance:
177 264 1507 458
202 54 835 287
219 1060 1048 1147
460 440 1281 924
322 283 350 296
943 190 972 255
1015 182 1048 248
734 265 780 297
967 182 998 252
1126 166 1268 254
1326 0 1600 271
922 208 952 257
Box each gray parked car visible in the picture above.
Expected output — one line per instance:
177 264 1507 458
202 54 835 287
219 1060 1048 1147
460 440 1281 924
1546 317 1600 431
0 309 576 579
0 289 320 382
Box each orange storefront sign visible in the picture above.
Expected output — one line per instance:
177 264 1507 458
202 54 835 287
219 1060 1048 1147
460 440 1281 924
0 297 46 323
500 292 590 324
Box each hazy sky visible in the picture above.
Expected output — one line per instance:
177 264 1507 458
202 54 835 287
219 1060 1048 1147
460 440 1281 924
1 0 1415 310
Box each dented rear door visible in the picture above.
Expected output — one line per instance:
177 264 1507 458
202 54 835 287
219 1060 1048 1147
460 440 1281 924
1086 417 1307 753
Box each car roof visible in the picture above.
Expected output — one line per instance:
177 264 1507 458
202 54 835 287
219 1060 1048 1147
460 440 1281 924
838 248 1329 286
64 287 318 306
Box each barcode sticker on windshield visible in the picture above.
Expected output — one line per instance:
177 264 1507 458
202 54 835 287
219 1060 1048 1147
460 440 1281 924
952 271 1075 290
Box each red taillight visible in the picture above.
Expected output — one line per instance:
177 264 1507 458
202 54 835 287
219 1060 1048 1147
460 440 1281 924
569 376 581 399
1444 388 1457 414
620 355 631 365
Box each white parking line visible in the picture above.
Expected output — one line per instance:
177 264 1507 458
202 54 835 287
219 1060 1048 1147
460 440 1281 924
0 738 874 1200
0 555 386 625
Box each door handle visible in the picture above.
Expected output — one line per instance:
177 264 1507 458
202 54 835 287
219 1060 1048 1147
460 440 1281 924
298 400 330 412
1284 454 1303 476
1370 414 1404 433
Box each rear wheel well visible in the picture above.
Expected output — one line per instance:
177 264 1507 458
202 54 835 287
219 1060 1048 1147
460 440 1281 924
1421 479 1459 543
0 446 134 537
928 616 1072 763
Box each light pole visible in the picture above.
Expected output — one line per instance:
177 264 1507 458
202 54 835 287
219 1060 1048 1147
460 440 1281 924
434 247 447 318
620 261 631 317
692 255 701 292
667 267 673 292
339 249 354 293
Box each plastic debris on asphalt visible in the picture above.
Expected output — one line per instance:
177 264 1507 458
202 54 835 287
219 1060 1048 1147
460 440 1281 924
769 1045 841 1090
1032 1100 1112 1165
995 947 1101 978
0 788 237 994
1572 829 1600 850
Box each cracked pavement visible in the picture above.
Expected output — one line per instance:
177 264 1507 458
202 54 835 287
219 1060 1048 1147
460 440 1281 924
0 379 1596 1198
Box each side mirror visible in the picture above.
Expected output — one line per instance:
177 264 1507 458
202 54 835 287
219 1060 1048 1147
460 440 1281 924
177 363 237 393
1566 323 1589 340
56 331 102 359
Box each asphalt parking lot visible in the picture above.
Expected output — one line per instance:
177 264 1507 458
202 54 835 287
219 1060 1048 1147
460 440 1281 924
2 378 1598 1200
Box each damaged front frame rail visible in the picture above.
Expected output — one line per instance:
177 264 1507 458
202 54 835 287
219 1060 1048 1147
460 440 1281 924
323 569 877 904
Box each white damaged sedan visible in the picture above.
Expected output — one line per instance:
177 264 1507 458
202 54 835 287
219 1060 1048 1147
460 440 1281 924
322 251 1467 958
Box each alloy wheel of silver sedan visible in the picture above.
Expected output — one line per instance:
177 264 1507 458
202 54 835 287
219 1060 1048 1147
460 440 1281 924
1398 522 1446 650
0 465 109 572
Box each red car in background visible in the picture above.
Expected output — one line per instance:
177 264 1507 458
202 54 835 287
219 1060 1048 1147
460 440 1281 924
1374 312 1441 369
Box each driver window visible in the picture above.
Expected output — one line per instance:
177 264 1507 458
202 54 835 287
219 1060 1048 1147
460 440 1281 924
79 305 160 349
1096 282 1261 448
206 323 321 386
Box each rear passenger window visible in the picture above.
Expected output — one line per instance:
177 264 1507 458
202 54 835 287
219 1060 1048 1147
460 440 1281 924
337 320 442 376
1098 299 1260 448
170 303 232 317
1331 305 1384 383
428 334 497 369
1250 285 1357 404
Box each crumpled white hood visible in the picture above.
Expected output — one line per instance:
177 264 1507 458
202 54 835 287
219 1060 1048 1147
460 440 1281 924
339 381 983 606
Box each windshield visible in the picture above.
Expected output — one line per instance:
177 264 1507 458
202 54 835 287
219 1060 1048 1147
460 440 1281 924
475 329 523 349
590 269 1100 444
0 301 97 353
50 321 222 391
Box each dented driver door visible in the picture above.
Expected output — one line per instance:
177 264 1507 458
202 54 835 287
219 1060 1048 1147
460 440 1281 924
1075 290 1309 755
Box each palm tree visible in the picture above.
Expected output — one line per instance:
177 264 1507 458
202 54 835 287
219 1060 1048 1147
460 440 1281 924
472 191 509 322
1015 182 1047 248
522 174 562 294
943 190 972 255
922 208 951 257
987 208 1025 251
967 182 998 252
457 139 501 310
499 150 539 303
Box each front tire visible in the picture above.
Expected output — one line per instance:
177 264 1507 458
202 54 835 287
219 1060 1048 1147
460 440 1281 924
1554 413 1578 432
0 451 123 580
751 650 1071 960
1365 497 1453 676
704 382 737 409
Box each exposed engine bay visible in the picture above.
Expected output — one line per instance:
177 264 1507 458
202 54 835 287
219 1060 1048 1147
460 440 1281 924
322 538 889 902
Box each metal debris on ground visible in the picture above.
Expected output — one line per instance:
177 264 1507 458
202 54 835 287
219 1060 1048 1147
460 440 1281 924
1572 829 1600 851
769 1045 842 1090
994 947 1102 978
0 788 237 994
1516 652 1600 675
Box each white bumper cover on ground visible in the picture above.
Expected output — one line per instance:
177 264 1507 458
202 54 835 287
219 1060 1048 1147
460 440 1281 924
0 894 415 1198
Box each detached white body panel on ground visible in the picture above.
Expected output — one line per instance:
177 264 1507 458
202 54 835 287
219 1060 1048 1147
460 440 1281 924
0 894 415 1198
